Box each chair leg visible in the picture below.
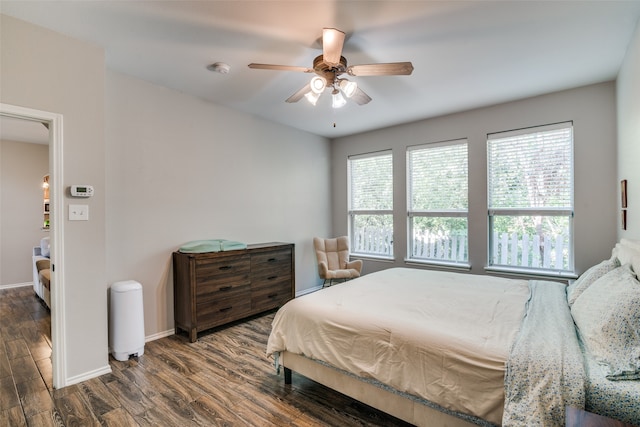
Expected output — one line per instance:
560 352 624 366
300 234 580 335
323 279 337 287
323 278 355 288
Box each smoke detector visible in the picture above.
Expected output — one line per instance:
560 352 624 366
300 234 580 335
207 62 231 74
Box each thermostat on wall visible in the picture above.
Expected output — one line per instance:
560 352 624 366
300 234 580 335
70 185 94 198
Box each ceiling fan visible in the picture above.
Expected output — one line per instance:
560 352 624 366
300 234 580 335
248 28 414 108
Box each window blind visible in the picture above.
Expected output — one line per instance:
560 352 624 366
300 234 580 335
408 140 468 211
349 151 393 210
488 123 573 209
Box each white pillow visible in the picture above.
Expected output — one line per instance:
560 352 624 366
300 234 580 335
566 256 619 306
571 264 640 380
621 238 640 250
613 240 640 274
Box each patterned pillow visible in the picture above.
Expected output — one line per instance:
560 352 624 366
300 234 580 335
571 264 640 380
566 257 619 306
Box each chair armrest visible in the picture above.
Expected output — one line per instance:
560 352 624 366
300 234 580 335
318 261 329 278
346 259 363 273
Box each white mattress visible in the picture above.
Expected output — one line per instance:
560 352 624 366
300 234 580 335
267 267 530 425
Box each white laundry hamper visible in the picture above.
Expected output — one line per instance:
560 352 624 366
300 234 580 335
110 280 145 361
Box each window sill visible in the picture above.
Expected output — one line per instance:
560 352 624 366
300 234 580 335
351 254 394 263
404 259 471 271
484 266 577 282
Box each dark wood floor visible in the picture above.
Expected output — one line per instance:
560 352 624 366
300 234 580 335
1 285 413 426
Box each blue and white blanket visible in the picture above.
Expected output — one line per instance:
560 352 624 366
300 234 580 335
583 340 640 425
503 281 586 426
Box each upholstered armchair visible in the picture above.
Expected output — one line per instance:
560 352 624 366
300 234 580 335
313 236 363 287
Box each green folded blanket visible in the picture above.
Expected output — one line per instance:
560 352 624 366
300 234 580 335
179 239 247 253
220 240 247 251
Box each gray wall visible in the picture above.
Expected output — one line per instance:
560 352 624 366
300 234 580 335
105 71 331 338
1 14 108 382
331 82 618 277
617 18 640 240
0 140 48 286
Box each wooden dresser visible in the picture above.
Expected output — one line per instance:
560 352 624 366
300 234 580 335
173 242 294 342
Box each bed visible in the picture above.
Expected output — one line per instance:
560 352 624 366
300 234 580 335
267 241 640 427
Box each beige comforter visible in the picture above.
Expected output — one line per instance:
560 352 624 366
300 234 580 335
267 267 530 425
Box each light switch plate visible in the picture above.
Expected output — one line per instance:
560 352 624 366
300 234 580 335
69 204 89 221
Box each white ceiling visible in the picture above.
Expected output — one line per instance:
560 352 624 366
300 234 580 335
2 1 640 138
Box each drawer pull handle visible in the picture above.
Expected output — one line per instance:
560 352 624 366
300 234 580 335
268 258 277 263
268 275 278 280
220 286 232 291
220 306 232 312
219 266 232 270
268 293 278 299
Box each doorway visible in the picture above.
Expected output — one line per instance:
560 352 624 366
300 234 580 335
0 103 66 388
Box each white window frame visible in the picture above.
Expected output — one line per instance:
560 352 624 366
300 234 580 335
486 122 575 276
348 150 393 259
406 139 469 267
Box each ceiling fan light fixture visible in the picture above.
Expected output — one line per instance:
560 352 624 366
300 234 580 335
331 88 347 108
248 28 413 108
339 79 358 98
310 76 327 94
304 91 321 106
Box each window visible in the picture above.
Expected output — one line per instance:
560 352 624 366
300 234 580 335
487 122 574 274
407 139 468 264
348 151 393 258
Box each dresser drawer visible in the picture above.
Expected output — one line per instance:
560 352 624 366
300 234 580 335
196 280 248 304
251 272 292 291
196 255 250 287
251 283 292 312
251 249 292 280
197 293 252 327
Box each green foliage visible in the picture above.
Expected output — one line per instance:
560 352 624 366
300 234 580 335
412 217 467 236
492 215 569 238
353 214 393 230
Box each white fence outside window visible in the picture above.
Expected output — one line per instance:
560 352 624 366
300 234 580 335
352 227 393 256
412 232 467 262
352 228 568 270
491 232 567 270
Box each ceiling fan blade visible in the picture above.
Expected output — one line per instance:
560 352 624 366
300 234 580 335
347 62 414 77
322 28 345 66
248 63 314 73
285 83 311 103
350 87 372 105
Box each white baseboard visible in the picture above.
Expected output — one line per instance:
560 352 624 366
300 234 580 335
296 285 322 297
145 329 175 342
64 364 112 387
0 282 32 290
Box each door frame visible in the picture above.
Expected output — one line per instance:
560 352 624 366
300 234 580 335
0 103 66 388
